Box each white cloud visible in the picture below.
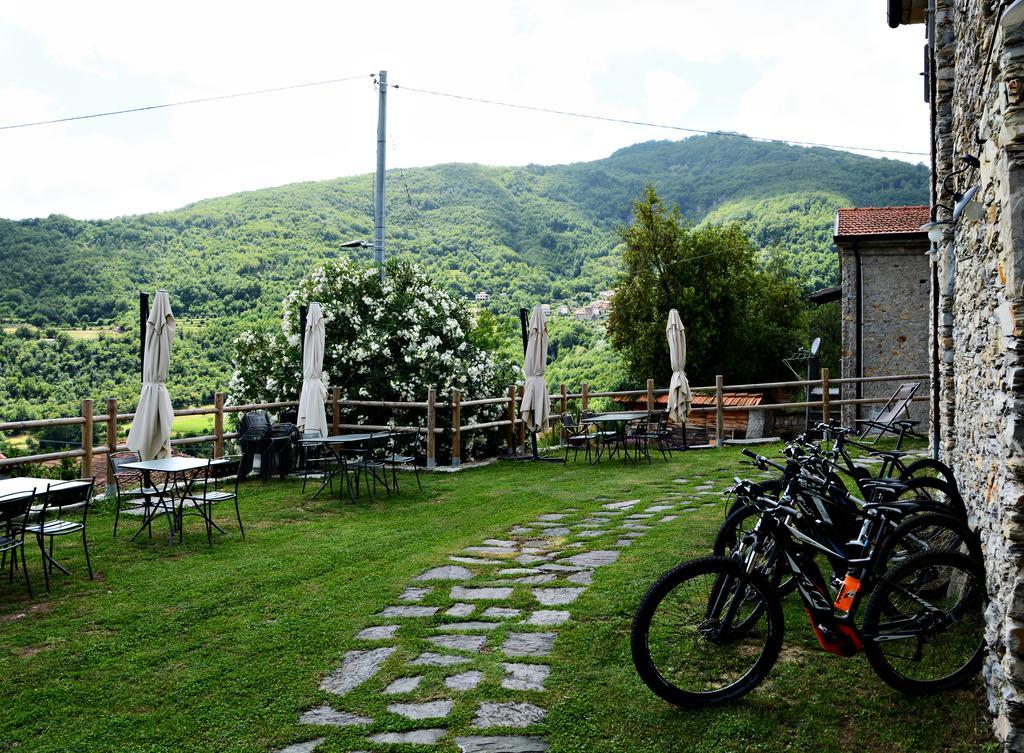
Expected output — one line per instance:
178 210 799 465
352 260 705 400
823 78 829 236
0 1 931 219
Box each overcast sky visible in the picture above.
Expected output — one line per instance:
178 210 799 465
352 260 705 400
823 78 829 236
0 1 929 221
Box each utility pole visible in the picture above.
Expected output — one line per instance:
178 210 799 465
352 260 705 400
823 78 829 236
374 70 387 280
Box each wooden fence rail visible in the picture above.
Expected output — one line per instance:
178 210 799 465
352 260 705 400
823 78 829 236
0 371 928 471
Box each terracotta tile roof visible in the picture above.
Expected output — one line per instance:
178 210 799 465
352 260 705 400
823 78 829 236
690 392 764 408
834 205 930 237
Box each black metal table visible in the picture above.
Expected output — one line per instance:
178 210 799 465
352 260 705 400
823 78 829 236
581 411 649 463
121 457 210 544
299 432 390 501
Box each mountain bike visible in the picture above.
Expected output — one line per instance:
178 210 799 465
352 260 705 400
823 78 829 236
632 479 986 707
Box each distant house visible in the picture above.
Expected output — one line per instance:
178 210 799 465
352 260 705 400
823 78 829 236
833 205 930 426
598 289 615 300
557 304 570 316
474 291 490 302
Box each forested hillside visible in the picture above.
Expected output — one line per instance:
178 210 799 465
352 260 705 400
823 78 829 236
0 134 927 326
0 134 925 438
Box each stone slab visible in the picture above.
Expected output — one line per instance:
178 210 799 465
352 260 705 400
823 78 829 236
498 568 542 576
536 527 570 537
409 652 471 667
399 587 432 602
451 556 504 565
502 632 556 657
472 701 547 728
532 587 585 605
356 624 399 640
429 634 488 652
451 586 513 601
501 663 550 691
383 676 423 695
481 607 521 619
603 500 640 510
320 647 395 695
299 705 373 726
660 515 679 522
483 539 517 547
505 574 557 585
510 527 534 535
465 546 519 557
574 530 606 539
454 736 550 753
446 669 484 691
416 565 476 581
447 603 476 617
515 554 547 565
645 505 675 512
536 514 567 521
566 570 593 585
369 729 447 745
621 523 652 530
561 550 619 568
440 621 501 631
613 539 634 547
379 605 439 618
523 610 570 626
387 699 454 719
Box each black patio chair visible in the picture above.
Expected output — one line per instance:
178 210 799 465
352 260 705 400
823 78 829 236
583 410 620 463
854 382 922 446
300 432 333 494
17 479 95 592
560 412 593 463
385 427 423 493
109 451 159 538
0 490 34 597
182 456 244 546
353 433 391 500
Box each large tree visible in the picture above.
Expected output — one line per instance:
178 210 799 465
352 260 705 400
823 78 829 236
607 187 807 387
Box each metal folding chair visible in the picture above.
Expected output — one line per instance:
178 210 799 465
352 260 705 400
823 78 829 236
854 382 921 446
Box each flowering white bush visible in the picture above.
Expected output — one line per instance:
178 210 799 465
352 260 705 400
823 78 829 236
229 258 516 460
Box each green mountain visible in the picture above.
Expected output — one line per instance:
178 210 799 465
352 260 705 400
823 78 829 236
0 134 927 327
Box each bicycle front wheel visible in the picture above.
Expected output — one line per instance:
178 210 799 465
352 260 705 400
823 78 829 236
631 555 784 708
862 550 986 694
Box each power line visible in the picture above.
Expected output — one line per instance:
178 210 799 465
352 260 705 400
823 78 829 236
392 82 929 158
0 74 374 131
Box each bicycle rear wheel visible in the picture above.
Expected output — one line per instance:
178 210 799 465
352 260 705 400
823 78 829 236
862 550 985 694
874 511 981 576
631 555 784 707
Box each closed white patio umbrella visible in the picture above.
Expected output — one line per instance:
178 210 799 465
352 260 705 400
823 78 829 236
666 308 692 423
297 302 329 438
126 291 176 460
520 305 550 433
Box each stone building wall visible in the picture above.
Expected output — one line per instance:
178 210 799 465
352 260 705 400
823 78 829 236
838 240 931 428
933 0 1024 746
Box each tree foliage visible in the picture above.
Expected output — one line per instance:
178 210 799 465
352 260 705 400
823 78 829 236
607 187 808 387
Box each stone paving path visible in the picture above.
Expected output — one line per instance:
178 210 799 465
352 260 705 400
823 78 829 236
273 477 728 753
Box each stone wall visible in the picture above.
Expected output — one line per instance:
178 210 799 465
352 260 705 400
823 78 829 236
838 239 931 428
933 0 1024 746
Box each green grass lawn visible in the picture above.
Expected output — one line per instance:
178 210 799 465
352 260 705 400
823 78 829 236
0 447 993 752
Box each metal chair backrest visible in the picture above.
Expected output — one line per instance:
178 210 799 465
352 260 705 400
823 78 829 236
0 490 33 527
109 451 143 491
40 479 95 524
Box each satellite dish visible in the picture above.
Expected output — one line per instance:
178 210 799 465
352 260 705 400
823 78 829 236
810 337 821 357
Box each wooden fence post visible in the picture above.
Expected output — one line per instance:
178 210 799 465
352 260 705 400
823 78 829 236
81 398 93 479
451 389 461 468
821 367 831 427
581 382 589 413
559 384 568 440
516 385 526 449
105 397 117 493
505 385 516 456
214 392 225 458
646 378 655 412
332 387 341 435
426 387 437 468
715 375 725 448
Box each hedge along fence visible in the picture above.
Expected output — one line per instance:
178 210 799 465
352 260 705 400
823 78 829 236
0 371 929 483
